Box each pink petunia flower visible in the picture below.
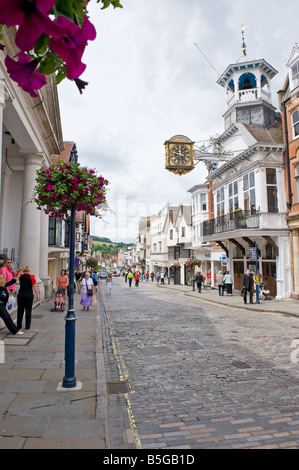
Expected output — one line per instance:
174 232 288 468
0 0 66 52
5 52 47 97
49 14 96 79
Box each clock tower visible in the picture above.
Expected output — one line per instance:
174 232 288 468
217 40 278 130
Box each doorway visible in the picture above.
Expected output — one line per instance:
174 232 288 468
262 262 276 296
173 266 181 285
233 261 244 290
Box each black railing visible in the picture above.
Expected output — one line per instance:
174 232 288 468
203 210 258 236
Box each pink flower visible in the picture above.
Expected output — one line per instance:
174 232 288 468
5 52 47 97
0 0 66 52
49 14 96 79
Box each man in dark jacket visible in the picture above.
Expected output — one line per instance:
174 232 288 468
194 272 204 293
242 268 254 304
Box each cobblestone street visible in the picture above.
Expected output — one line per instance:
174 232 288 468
101 278 299 449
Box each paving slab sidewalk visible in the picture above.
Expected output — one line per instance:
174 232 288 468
0 291 108 449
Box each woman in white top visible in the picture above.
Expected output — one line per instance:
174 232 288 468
79 272 94 311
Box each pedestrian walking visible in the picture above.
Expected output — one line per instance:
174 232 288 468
145 271 149 282
156 272 160 284
56 269 69 301
216 271 224 296
194 271 204 293
79 271 94 311
0 275 24 335
160 272 165 284
150 272 154 282
92 270 99 291
75 268 82 293
242 268 254 304
134 271 140 287
17 266 39 330
106 273 112 294
223 271 233 296
0 258 19 306
127 271 134 287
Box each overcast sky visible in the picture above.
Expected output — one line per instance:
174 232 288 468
59 0 298 242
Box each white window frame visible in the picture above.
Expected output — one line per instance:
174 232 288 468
292 110 299 139
295 164 299 202
291 61 299 90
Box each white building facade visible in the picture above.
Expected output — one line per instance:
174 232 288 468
202 54 290 298
188 184 226 287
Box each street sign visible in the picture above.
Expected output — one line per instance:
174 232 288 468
248 247 257 260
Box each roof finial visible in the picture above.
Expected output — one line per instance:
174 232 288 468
241 24 248 56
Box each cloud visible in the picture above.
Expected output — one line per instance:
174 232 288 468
59 0 299 242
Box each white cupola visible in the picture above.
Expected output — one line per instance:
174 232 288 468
217 30 278 130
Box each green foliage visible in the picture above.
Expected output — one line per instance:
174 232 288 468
86 258 98 269
98 0 123 9
91 236 131 257
32 162 109 218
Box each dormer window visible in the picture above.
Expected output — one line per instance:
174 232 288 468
291 61 299 89
292 110 299 138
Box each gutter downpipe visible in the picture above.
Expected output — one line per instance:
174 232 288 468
282 98 293 210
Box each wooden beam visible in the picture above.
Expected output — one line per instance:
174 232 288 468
229 238 245 256
216 241 229 257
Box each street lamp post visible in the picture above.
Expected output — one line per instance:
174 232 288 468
62 144 78 388
255 241 260 304
192 253 195 292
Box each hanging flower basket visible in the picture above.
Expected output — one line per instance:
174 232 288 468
184 258 201 268
31 162 109 218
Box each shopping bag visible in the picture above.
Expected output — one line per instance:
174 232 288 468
7 294 16 310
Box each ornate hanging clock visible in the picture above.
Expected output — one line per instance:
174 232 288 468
164 135 195 175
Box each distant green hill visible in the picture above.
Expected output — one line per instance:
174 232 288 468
91 236 113 243
91 236 131 256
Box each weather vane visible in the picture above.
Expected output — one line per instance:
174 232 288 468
241 24 248 56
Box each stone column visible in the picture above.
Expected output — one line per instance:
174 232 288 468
19 153 44 296
211 260 215 288
40 209 52 300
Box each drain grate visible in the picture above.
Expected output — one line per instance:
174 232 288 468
107 381 129 395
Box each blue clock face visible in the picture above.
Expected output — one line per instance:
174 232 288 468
170 144 191 165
